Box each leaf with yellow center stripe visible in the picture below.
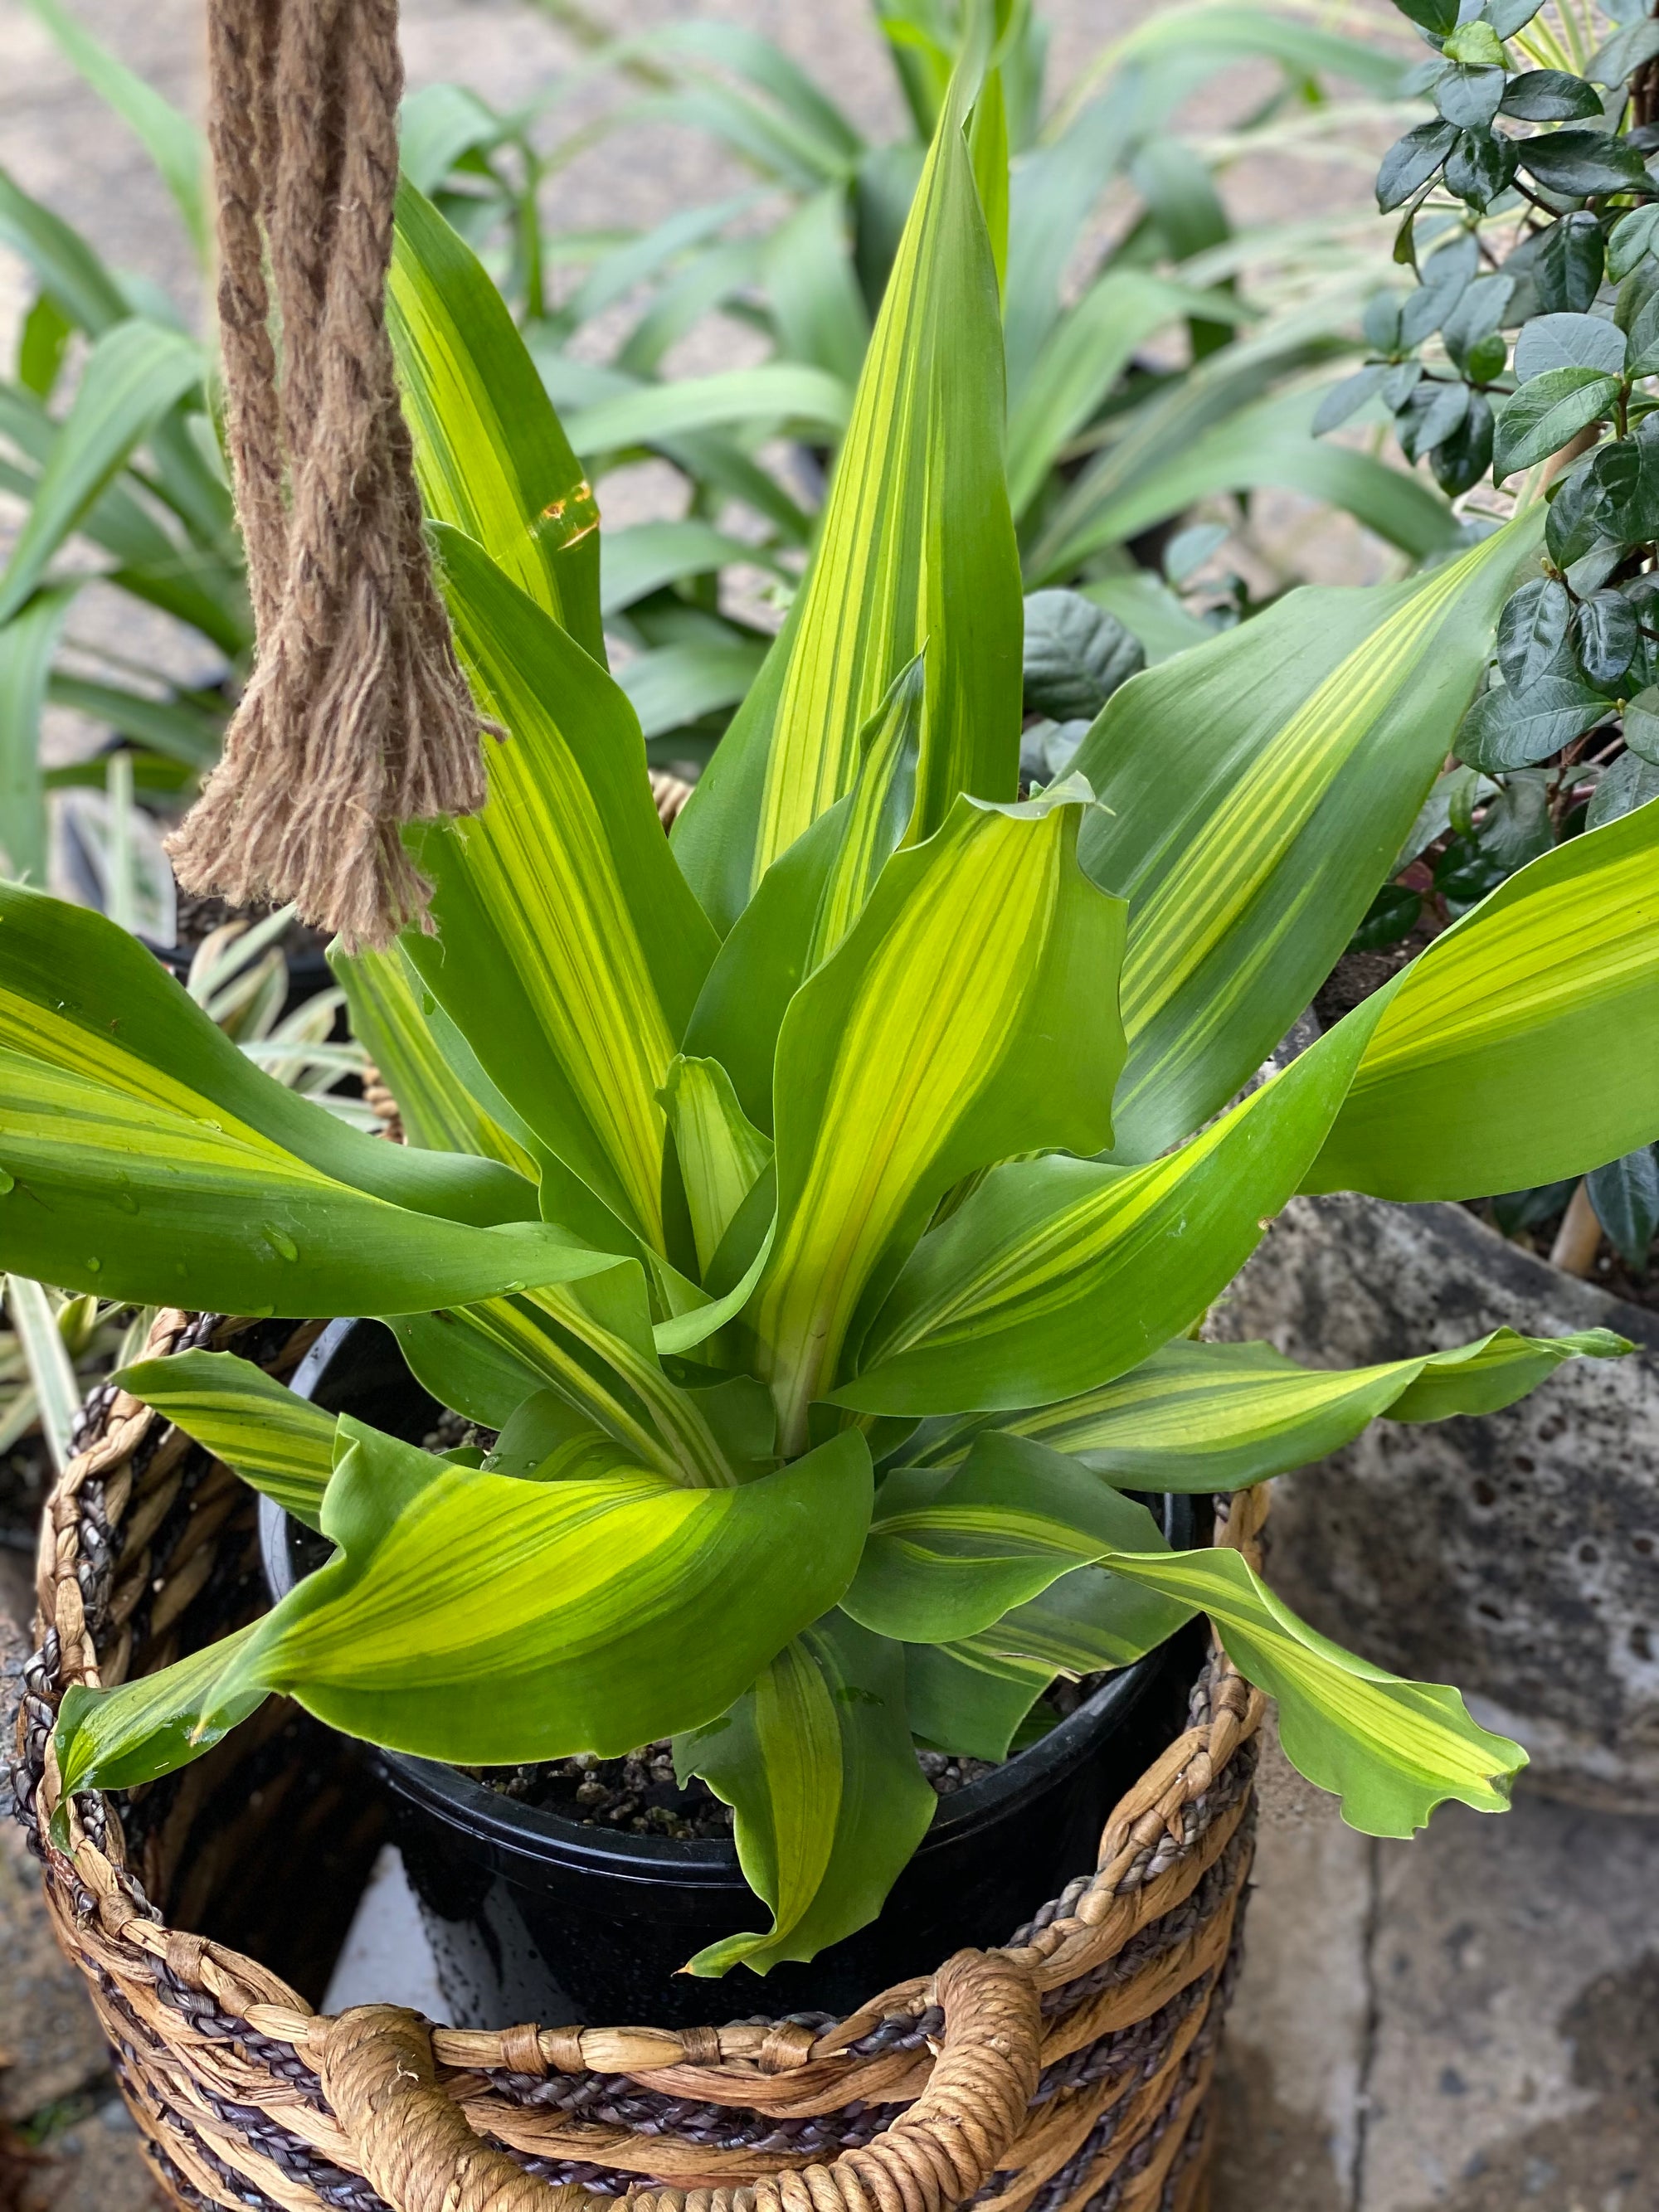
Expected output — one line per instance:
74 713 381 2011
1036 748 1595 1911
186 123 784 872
1306 798 1659 1198
114 1349 338 1529
905 1328 1632 1490
843 1434 1525 1838
672 22 1021 933
389 178 603 659
1073 510 1545 1162
407 527 718 1254
752 778 1127 1451
52 1417 875 1799
0 1047 611 1318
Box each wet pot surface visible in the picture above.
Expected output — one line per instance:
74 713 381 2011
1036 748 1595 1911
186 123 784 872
269 1319 1206 2029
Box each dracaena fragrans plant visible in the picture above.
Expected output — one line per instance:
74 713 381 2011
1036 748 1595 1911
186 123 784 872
25 20 1659 1976
1321 0 1659 1266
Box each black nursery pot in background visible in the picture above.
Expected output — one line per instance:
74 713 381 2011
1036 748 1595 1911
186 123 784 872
265 1319 1208 2031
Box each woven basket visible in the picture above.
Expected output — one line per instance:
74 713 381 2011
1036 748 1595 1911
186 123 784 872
9 1306 1266 2212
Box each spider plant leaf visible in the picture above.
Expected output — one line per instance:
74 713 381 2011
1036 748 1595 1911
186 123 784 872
674 35 1020 931
389 180 602 658
1306 800 1659 1199
1005 269 1248 518
909 1328 1632 1490
54 1420 875 1799
763 187 872 386
0 320 203 625
684 654 925 1130
1028 386 1458 583
755 780 1127 1451
0 581 75 882
330 942 538 1177
412 526 718 1254
0 881 538 1227
114 1349 338 1530
676 1612 933 1976
20 0 209 264
834 998 1384 1417
564 363 853 455
1073 511 1544 1163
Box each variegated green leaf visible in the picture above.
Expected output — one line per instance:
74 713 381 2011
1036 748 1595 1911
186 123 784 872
753 781 1127 1450
835 997 1384 1417
1073 513 1545 1161
54 1418 875 1794
1307 800 1659 1198
683 654 924 1130
0 881 537 1227
114 1349 338 1529
389 181 602 656
659 1056 772 1279
0 1047 610 1318
411 527 718 1252
330 941 538 1178
842 1436 1168 1643
675 1612 933 1976
673 34 1020 931
0 581 75 883
910 1328 1631 1490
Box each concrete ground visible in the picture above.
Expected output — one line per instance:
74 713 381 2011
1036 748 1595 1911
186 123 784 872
3 2 1657 2210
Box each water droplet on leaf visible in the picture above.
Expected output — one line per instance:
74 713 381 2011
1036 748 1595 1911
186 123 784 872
85 1257 101 1273
260 1224 299 1262
0 1169 15 1196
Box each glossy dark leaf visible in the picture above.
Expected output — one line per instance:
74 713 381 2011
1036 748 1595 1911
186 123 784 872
1500 70 1606 123
1445 128 1519 209
1457 673 1611 771
1436 66 1506 129
1486 0 1545 32
1588 747 1659 824
1587 17 1659 88
1313 364 1388 435
1622 683 1659 764
1433 830 1511 914
1586 1145 1659 1270
1608 205 1659 282
1378 121 1458 212
1389 0 1458 30
1564 542 1624 600
1476 770 1554 871
1513 313 1627 382
1022 591 1145 724
1431 391 1494 494
1349 882 1422 952
1518 129 1649 198
1400 231 1479 345
1545 459 1611 567
1496 576 1572 693
1399 377 1470 463
1534 213 1605 315
1442 275 1514 369
1574 589 1639 688
1362 292 1404 352
1464 330 1509 383
1493 367 1620 479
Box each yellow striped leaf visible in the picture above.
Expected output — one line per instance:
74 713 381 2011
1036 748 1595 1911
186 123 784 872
673 33 1021 932
390 180 602 657
1307 798 1659 1198
753 780 1127 1450
1073 512 1545 1161
55 1419 874 1791
115 1349 338 1529
675 1613 933 1976
659 1056 772 1279
410 527 718 1252
911 1327 1631 1489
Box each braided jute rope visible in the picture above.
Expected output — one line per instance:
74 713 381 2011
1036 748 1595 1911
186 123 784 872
8 1308 1266 2212
169 0 488 952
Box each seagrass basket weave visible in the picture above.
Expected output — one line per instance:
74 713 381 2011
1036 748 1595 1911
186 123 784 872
8 1305 1266 2212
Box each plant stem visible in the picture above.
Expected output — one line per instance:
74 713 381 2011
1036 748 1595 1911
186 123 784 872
1549 1179 1603 1276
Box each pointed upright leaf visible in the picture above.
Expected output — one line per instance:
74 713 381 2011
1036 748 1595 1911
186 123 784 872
659 1057 772 1279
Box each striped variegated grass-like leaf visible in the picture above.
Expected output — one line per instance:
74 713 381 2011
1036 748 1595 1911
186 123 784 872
411 528 718 1252
1075 511 1545 1162
671 28 1020 933
389 180 603 659
659 1056 772 1279
114 1349 338 1529
757 782 1126 1450
675 1612 932 1976
54 1419 874 1792
1307 797 1659 1199
908 1328 1632 1491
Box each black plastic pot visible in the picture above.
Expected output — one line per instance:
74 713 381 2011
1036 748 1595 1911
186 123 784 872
265 1317 1207 2030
